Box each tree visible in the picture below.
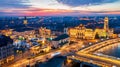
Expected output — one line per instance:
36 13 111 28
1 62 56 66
95 33 99 39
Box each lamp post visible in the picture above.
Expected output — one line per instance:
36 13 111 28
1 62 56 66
0 60 1 67
29 58 30 66
27 57 30 67
27 49 31 67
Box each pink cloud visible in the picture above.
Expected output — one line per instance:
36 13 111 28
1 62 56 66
0 7 120 16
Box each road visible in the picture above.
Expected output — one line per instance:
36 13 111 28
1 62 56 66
76 52 120 67
74 38 120 67
6 38 120 67
7 41 83 67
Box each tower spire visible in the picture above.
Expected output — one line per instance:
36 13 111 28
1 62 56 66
23 16 28 25
104 16 109 32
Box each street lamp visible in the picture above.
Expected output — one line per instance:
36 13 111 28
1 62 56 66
112 65 117 67
27 50 31 67
89 42 92 45
101 38 104 41
96 40 98 42
27 57 30 67
72 55 75 58
107 37 109 39
82 45 85 48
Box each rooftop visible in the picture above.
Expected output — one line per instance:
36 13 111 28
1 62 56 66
52 34 69 41
0 35 13 47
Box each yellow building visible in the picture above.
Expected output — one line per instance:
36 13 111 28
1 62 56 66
84 29 95 39
69 24 95 39
69 28 78 38
95 29 107 38
30 46 40 55
104 17 109 32
39 27 51 38
69 17 115 39
69 24 86 39
41 46 51 53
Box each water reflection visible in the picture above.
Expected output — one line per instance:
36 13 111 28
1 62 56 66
96 43 120 58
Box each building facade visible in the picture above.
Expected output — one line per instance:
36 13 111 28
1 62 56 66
0 35 14 65
69 24 95 39
39 27 51 38
69 17 115 39
0 29 13 36
52 34 70 48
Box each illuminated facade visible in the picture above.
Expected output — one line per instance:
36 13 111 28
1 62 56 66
39 27 51 38
0 29 13 36
84 29 95 39
104 17 109 33
30 45 51 54
69 17 115 39
95 29 107 38
69 24 95 39
69 24 86 39
23 16 28 25
30 45 40 55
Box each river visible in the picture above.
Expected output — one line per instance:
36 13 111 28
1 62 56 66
97 43 120 58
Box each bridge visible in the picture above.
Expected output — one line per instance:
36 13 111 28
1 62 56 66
69 38 120 67
5 38 120 67
80 38 120 53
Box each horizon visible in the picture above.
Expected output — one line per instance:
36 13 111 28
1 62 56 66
0 0 120 16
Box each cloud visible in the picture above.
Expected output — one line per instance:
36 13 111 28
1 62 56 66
0 8 120 16
0 12 24 16
56 0 118 7
0 0 31 8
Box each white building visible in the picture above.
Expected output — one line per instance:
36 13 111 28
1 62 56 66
51 34 70 48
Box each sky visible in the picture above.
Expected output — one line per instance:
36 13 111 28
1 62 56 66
0 0 120 16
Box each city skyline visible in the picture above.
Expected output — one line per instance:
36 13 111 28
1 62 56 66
0 0 120 16
1 0 120 67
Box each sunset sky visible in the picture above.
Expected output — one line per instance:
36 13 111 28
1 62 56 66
0 0 120 16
